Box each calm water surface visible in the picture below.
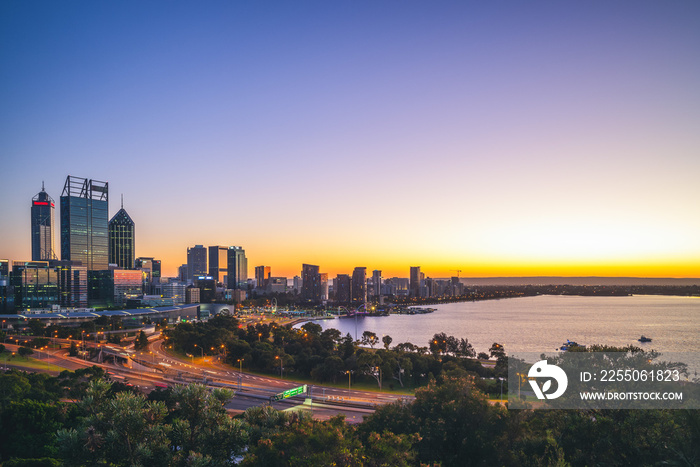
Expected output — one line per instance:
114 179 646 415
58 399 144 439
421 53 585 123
309 295 699 357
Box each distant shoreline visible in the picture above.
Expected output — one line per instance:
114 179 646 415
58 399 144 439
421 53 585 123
455 276 700 286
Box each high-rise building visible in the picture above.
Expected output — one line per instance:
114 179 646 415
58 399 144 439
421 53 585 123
135 257 160 294
227 246 247 289
385 277 409 296
0 259 11 313
335 274 351 303
195 275 216 303
178 264 189 282
409 266 421 297
320 273 328 301
60 176 109 271
108 197 135 269
292 275 303 294
186 286 200 304
31 183 57 261
301 264 322 301
351 267 367 303
10 261 60 311
187 245 207 280
255 266 271 289
208 246 228 283
372 270 382 298
112 269 144 306
54 260 88 308
162 281 187 304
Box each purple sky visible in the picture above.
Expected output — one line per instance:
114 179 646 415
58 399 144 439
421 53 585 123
1 1 699 278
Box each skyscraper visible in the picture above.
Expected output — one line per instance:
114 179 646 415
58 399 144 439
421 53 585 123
351 267 367 304
31 183 56 261
255 266 271 289
135 257 161 294
409 266 421 297
227 246 247 289
55 260 88 308
372 270 382 298
208 246 228 283
301 264 321 301
60 176 109 271
335 274 351 303
108 197 135 269
187 245 207 280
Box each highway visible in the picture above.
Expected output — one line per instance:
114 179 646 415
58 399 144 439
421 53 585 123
2 336 412 421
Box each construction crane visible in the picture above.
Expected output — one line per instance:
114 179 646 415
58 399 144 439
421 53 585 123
450 269 462 277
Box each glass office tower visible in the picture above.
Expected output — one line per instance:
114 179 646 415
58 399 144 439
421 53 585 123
187 245 207 281
60 176 109 271
109 199 135 269
31 183 56 261
208 246 228 284
226 246 247 290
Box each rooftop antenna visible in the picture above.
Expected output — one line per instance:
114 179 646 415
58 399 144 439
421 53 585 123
42 181 45 191
121 194 124 209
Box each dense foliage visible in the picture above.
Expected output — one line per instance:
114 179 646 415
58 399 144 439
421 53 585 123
0 367 698 466
163 315 503 392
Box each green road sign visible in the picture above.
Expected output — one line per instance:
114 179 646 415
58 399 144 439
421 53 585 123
270 384 307 402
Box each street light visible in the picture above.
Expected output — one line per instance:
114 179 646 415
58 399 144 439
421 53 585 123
42 346 50 371
275 355 283 378
193 344 203 359
345 370 353 391
498 377 505 403
237 358 244 390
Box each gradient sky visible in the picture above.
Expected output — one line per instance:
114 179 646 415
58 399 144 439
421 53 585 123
1 1 699 279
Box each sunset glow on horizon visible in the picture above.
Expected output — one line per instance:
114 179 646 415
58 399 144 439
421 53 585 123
1 1 699 280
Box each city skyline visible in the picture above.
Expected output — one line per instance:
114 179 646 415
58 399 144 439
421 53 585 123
2 2 700 279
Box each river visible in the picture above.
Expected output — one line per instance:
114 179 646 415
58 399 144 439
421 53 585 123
305 295 699 369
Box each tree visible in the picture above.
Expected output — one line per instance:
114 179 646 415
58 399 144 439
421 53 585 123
389 354 412 388
382 335 393 350
300 321 322 337
168 384 247 464
18 346 34 358
56 380 247 467
457 338 476 358
358 352 383 389
68 341 78 357
361 377 506 466
429 333 448 355
310 355 345 383
134 330 149 350
361 331 379 349
489 342 505 359
0 399 67 460
57 379 171 467
241 415 365 466
26 319 46 336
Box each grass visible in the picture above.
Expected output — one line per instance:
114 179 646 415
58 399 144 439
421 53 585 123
0 352 64 372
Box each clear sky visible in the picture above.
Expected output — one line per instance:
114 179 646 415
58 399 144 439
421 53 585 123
1 1 699 279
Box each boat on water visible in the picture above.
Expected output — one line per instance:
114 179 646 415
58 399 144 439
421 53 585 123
560 340 585 351
405 307 436 314
638 335 652 343
339 311 368 319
